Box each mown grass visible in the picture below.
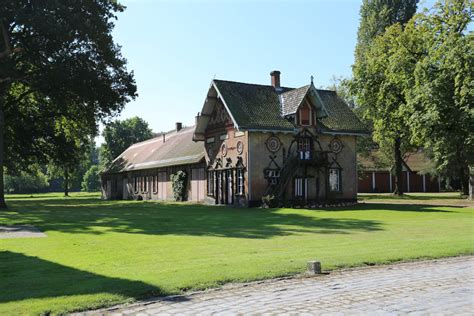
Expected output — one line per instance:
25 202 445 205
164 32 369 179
0 192 473 315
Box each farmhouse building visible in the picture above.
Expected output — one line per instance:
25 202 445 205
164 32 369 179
358 151 441 193
101 71 368 206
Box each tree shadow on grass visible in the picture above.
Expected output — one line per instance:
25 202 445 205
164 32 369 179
330 203 462 213
359 193 462 201
1 198 384 238
0 251 162 306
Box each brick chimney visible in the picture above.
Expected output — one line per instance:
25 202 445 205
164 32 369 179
176 122 182 132
195 112 200 126
270 70 281 88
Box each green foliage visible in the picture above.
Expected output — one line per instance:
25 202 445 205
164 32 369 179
170 170 187 201
404 0 474 194
81 165 101 192
101 117 153 164
355 0 473 194
0 0 137 206
355 0 418 61
261 194 276 208
352 0 419 194
0 192 472 314
4 171 49 194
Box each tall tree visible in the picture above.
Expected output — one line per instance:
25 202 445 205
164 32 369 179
101 116 153 165
0 1 137 208
47 121 94 197
406 0 473 195
352 0 418 195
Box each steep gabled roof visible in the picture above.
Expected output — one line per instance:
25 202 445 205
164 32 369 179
317 89 367 134
202 79 368 134
280 85 311 115
103 126 205 174
213 80 295 130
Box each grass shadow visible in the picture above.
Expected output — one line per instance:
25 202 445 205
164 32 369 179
0 251 161 305
1 198 383 238
348 203 460 213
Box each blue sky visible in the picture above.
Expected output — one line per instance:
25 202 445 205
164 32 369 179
100 0 435 143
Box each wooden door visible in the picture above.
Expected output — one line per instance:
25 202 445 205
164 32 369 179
191 168 205 201
158 172 167 200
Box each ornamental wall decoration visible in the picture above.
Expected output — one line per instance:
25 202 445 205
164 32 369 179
221 143 228 157
236 141 244 155
329 138 343 154
266 136 281 153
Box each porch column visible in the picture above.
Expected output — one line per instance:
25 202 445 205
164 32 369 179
407 171 410 193
422 174 426 192
372 172 376 192
389 172 393 192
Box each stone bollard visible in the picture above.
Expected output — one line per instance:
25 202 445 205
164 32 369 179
307 261 322 275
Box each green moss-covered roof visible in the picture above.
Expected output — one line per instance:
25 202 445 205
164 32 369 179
213 80 368 134
214 80 294 130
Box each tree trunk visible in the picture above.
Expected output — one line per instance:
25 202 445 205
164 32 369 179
0 100 6 209
64 169 69 197
393 137 404 196
460 164 469 196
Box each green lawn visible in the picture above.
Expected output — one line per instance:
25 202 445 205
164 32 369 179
1 193 473 315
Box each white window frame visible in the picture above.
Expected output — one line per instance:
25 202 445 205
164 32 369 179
329 168 341 192
207 171 215 197
236 169 244 196
294 177 308 198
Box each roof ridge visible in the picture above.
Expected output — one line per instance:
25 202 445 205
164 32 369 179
130 125 195 148
281 84 310 95
213 78 295 90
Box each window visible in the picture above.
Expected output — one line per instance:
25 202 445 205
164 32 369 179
207 171 215 196
133 177 137 192
266 169 280 185
299 103 312 126
329 168 341 192
236 169 244 195
294 177 308 198
300 108 310 125
298 138 312 160
152 175 157 193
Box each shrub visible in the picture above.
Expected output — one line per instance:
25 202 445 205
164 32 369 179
170 170 187 201
81 165 100 192
261 194 276 208
4 171 49 194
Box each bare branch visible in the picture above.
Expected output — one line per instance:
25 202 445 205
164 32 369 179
0 77 12 84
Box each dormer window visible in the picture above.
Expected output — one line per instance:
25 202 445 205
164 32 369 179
298 102 312 126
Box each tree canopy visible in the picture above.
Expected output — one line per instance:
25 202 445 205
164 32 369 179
353 0 473 196
100 116 153 167
352 0 419 195
0 1 137 208
405 0 473 194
